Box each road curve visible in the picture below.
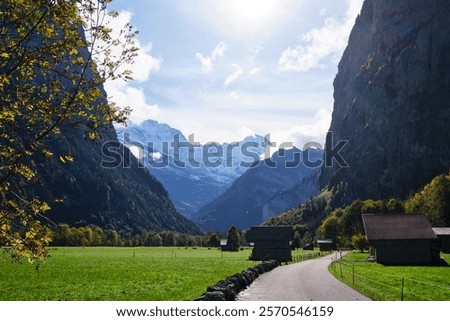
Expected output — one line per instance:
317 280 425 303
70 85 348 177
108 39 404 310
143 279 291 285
237 253 370 301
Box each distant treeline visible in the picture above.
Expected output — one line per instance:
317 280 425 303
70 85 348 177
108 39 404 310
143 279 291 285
49 224 245 248
319 170 450 248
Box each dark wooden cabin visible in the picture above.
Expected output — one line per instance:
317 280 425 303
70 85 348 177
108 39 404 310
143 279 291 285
432 228 450 254
362 213 440 265
246 226 293 262
317 239 334 251
220 239 237 251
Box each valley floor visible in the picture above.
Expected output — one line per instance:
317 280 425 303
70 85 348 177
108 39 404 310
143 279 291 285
0 247 253 301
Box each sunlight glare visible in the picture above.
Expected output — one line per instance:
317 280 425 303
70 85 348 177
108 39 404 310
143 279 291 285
209 0 301 38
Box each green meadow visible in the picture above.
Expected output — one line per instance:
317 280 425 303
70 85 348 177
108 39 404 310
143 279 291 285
0 247 321 301
0 247 255 301
329 252 450 301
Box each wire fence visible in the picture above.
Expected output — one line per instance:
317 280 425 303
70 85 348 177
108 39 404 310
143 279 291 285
330 257 450 301
291 252 321 263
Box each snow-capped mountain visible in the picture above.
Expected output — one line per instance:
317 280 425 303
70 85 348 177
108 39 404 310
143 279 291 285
116 120 267 217
194 147 323 231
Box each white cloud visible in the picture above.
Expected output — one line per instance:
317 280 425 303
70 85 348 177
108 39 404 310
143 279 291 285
238 126 256 140
229 91 239 99
195 53 213 72
105 81 161 125
96 11 162 82
269 108 332 149
224 64 243 87
195 41 228 72
181 0 303 40
249 68 260 76
279 0 363 72
98 11 162 125
211 41 228 60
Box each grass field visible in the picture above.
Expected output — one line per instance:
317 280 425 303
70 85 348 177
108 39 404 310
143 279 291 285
0 247 321 301
329 252 450 301
0 247 256 301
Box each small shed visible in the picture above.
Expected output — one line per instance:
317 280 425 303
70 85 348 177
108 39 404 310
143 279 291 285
220 239 236 252
432 228 450 254
317 239 334 251
362 213 440 265
246 226 293 262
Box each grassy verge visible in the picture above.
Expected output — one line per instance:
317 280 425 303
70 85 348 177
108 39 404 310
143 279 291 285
0 247 255 301
328 252 450 301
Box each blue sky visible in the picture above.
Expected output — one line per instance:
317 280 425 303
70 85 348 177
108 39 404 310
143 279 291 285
105 0 364 147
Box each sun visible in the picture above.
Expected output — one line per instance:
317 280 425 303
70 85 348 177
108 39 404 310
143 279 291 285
209 0 301 39
224 0 279 22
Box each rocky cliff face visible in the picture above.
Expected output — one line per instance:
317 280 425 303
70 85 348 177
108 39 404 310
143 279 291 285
320 0 450 206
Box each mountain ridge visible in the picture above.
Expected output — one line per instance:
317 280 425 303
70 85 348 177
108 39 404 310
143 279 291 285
116 119 268 217
194 147 323 231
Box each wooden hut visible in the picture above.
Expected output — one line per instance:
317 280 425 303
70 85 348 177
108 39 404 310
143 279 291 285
432 228 450 254
317 239 334 251
362 213 440 265
220 239 236 251
246 226 293 262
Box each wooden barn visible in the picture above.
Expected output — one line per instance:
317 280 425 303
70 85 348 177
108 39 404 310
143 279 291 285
432 228 450 254
220 239 237 252
362 213 440 265
317 239 334 251
246 226 293 262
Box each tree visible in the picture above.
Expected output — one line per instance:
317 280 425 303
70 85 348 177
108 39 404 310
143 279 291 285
351 234 368 252
0 1 137 262
301 231 313 247
151 234 163 247
203 231 220 248
321 215 340 243
405 171 450 227
106 229 119 246
163 232 176 247
292 231 302 249
226 225 240 251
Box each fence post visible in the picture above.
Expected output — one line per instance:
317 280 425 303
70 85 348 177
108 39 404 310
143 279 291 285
352 266 355 285
401 278 404 301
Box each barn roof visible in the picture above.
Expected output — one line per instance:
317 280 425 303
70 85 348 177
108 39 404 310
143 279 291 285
433 228 450 236
362 213 437 241
246 226 293 242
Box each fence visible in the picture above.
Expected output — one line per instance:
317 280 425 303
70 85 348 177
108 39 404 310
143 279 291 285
291 252 321 263
330 258 450 301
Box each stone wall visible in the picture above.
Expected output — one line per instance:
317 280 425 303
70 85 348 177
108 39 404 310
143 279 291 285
194 260 279 301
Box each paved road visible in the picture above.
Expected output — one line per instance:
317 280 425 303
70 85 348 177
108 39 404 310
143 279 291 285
238 253 370 301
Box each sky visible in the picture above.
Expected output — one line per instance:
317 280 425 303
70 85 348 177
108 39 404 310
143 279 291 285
105 0 364 147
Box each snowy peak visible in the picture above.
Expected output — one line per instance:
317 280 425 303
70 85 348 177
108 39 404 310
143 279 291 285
115 120 268 217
